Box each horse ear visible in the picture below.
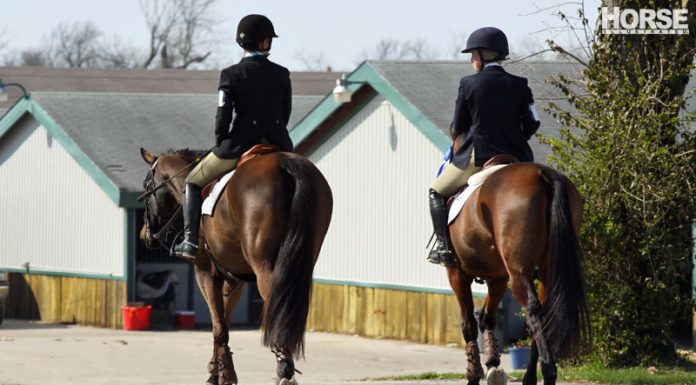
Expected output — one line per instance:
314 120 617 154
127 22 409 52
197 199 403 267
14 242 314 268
140 148 158 165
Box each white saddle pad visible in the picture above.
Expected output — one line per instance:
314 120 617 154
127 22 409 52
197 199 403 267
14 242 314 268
447 164 509 224
201 170 235 216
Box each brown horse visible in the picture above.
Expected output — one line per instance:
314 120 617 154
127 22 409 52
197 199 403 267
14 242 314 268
446 155 590 385
138 148 332 385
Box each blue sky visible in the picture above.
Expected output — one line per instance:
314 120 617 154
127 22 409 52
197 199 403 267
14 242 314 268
1 0 599 71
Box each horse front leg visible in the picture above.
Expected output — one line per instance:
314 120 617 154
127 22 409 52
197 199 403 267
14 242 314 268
479 277 506 369
195 267 240 385
478 277 508 385
447 268 483 385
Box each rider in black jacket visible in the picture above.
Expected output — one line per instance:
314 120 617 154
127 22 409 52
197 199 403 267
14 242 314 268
428 27 541 267
174 14 293 259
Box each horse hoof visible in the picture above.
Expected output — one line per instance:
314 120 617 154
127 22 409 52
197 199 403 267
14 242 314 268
486 367 507 385
277 377 298 385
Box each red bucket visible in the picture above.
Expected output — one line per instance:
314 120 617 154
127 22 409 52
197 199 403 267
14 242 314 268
121 305 152 330
173 310 195 329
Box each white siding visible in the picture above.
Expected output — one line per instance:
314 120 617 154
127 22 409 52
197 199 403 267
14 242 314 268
0 116 125 277
310 96 485 293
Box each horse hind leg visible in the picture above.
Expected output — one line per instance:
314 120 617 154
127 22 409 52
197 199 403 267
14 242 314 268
273 346 299 385
512 275 557 385
522 341 540 385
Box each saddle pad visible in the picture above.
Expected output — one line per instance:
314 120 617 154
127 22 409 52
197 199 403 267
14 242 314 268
201 170 235 216
447 164 510 225
447 183 483 225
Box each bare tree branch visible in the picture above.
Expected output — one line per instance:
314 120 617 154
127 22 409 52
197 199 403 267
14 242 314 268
139 0 218 69
520 1 583 16
293 50 331 71
20 49 51 67
366 39 440 61
48 21 102 68
140 0 178 69
507 48 556 64
547 39 589 67
97 36 143 68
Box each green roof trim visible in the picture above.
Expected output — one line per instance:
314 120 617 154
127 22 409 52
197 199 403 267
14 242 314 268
291 61 451 153
0 95 139 208
3 267 126 281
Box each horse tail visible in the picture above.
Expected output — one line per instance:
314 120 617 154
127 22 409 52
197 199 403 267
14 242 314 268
262 157 316 358
540 168 591 358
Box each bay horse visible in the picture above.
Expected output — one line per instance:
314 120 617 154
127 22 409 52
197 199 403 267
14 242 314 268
138 147 332 385
446 149 590 385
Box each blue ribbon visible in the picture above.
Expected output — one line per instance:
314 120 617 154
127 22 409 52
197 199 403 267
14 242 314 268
436 146 453 177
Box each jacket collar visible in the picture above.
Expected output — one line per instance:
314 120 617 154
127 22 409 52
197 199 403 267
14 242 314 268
482 63 505 73
241 55 269 63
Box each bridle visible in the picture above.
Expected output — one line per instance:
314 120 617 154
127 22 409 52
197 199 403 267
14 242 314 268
138 157 195 250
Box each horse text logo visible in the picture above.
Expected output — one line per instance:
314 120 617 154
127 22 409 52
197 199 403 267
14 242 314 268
600 7 689 35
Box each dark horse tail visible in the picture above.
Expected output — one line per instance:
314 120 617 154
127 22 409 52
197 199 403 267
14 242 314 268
540 168 591 358
262 156 316 358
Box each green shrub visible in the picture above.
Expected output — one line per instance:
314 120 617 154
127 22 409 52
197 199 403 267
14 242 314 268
542 0 696 366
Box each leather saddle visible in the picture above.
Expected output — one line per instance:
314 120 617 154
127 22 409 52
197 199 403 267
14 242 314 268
482 154 519 169
201 144 279 200
446 154 520 209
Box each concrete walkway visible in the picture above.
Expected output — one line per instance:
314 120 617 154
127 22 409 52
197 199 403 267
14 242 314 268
0 319 588 385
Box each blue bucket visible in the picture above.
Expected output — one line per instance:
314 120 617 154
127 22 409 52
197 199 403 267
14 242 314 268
509 346 531 369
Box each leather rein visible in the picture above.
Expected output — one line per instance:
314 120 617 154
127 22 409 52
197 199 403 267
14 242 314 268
138 156 200 249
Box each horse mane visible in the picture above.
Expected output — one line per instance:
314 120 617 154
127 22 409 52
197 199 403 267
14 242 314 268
163 148 207 161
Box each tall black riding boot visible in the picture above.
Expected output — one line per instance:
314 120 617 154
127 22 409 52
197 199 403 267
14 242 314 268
427 188 456 267
173 183 202 260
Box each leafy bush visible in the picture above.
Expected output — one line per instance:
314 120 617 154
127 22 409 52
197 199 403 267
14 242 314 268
542 0 696 366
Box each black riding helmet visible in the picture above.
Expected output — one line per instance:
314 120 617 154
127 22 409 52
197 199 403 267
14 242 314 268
236 14 278 49
461 27 509 61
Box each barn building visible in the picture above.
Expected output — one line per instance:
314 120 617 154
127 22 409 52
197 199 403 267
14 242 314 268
0 67 336 327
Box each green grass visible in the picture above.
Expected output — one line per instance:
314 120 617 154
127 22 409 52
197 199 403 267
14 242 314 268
371 371 465 381
371 363 696 384
553 363 696 385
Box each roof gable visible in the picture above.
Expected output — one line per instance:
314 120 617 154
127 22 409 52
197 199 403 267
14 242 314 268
0 96 133 207
291 61 451 153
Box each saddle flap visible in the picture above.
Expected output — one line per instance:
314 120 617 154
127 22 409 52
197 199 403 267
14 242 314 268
238 144 278 168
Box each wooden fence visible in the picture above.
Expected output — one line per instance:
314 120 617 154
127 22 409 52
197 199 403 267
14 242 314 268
6 273 127 328
307 282 485 347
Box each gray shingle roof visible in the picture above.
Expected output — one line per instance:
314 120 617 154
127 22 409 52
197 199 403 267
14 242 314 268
366 60 695 163
0 66 337 108
366 60 586 163
30 91 324 193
